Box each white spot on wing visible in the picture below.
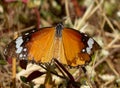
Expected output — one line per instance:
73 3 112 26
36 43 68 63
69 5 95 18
82 49 85 52
86 47 91 54
86 38 94 54
16 47 23 53
15 36 23 54
87 38 94 47
32 30 35 32
23 54 26 57
23 48 27 51
25 33 29 35
85 34 88 37
19 54 23 58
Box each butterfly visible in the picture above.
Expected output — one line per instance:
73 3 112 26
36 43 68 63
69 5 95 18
4 23 100 67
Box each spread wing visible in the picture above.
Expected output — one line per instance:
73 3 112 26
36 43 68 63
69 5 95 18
62 28 100 66
4 28 55 63
26 28 55 63
4 26 100 67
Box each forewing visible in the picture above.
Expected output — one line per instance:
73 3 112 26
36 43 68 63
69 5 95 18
26 28 55 63
4 27 55 63
62 28 100 66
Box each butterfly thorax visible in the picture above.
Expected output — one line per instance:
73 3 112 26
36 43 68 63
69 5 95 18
55 23 63 37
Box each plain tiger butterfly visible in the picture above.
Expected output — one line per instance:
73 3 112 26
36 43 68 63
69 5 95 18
4 23 100 67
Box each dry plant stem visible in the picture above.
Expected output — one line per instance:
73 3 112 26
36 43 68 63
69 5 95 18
86 53 97 87
41 18 51 26
109 45 120 48
84 52 98 88
106 58 119 78
94 48 120 77
92 52 98 70
94 49 117 68
88 52 98 88
87 52 99 88
78 23 88 31
65 0 72 25
1 25 35 38
102 13 116 32
75 2 94 30
86 78 95 88
0 47 5 60
11 32 19 88
100 14 106 37
105 32 120 40
73 69 80 81
101 79 115 88
113 20 120 30
12 57 16 88
87 0 104 20
95 0 116 33
105 35 119 49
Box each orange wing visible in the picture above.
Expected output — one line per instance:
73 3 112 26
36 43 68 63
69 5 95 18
62 28 99 66
25 28 55 63
4 27 56 63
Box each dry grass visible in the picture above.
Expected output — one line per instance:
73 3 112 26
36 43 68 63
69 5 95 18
0 0 120 88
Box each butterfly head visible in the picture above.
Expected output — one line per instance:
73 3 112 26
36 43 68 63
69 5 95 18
55 23 64 37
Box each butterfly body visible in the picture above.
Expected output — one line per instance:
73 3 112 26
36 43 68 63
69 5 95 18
4 23 100 67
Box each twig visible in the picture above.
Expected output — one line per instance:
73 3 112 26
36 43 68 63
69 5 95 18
11 32 18 88
87 0 104 20
94 48 120 69
106 58 119 78
102 79 115 88
0 25 35 38
75 1 94 29
65 0 73 25
105 35 119 49
95 0 116 33
12 57 16 88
